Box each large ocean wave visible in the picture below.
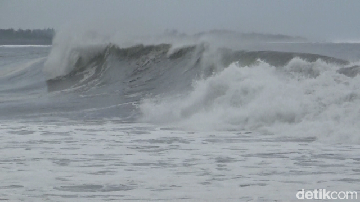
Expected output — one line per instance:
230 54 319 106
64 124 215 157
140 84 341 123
9 30 357 143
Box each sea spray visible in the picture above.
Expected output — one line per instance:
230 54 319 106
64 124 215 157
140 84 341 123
140 59 360 143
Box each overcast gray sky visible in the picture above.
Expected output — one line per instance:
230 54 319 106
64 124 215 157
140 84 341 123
1 0 360 40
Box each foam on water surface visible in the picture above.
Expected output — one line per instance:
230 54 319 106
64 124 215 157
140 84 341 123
0 120 360 201
141 59 360 144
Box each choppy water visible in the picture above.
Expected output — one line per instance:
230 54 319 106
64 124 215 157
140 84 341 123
1 120 360 201
1 33 360 201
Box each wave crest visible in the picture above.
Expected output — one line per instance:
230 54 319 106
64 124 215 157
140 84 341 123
140 59 360 143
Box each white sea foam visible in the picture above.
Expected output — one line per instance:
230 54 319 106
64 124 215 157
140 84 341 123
1 120 359 201
140 58 360 143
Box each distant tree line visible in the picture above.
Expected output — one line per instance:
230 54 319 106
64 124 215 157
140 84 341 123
0 28 55 45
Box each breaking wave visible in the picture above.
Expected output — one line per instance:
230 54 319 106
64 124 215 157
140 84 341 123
39 30 360 143
140 58 360 143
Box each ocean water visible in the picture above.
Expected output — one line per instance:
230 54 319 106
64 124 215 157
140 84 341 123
1 34 360 201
